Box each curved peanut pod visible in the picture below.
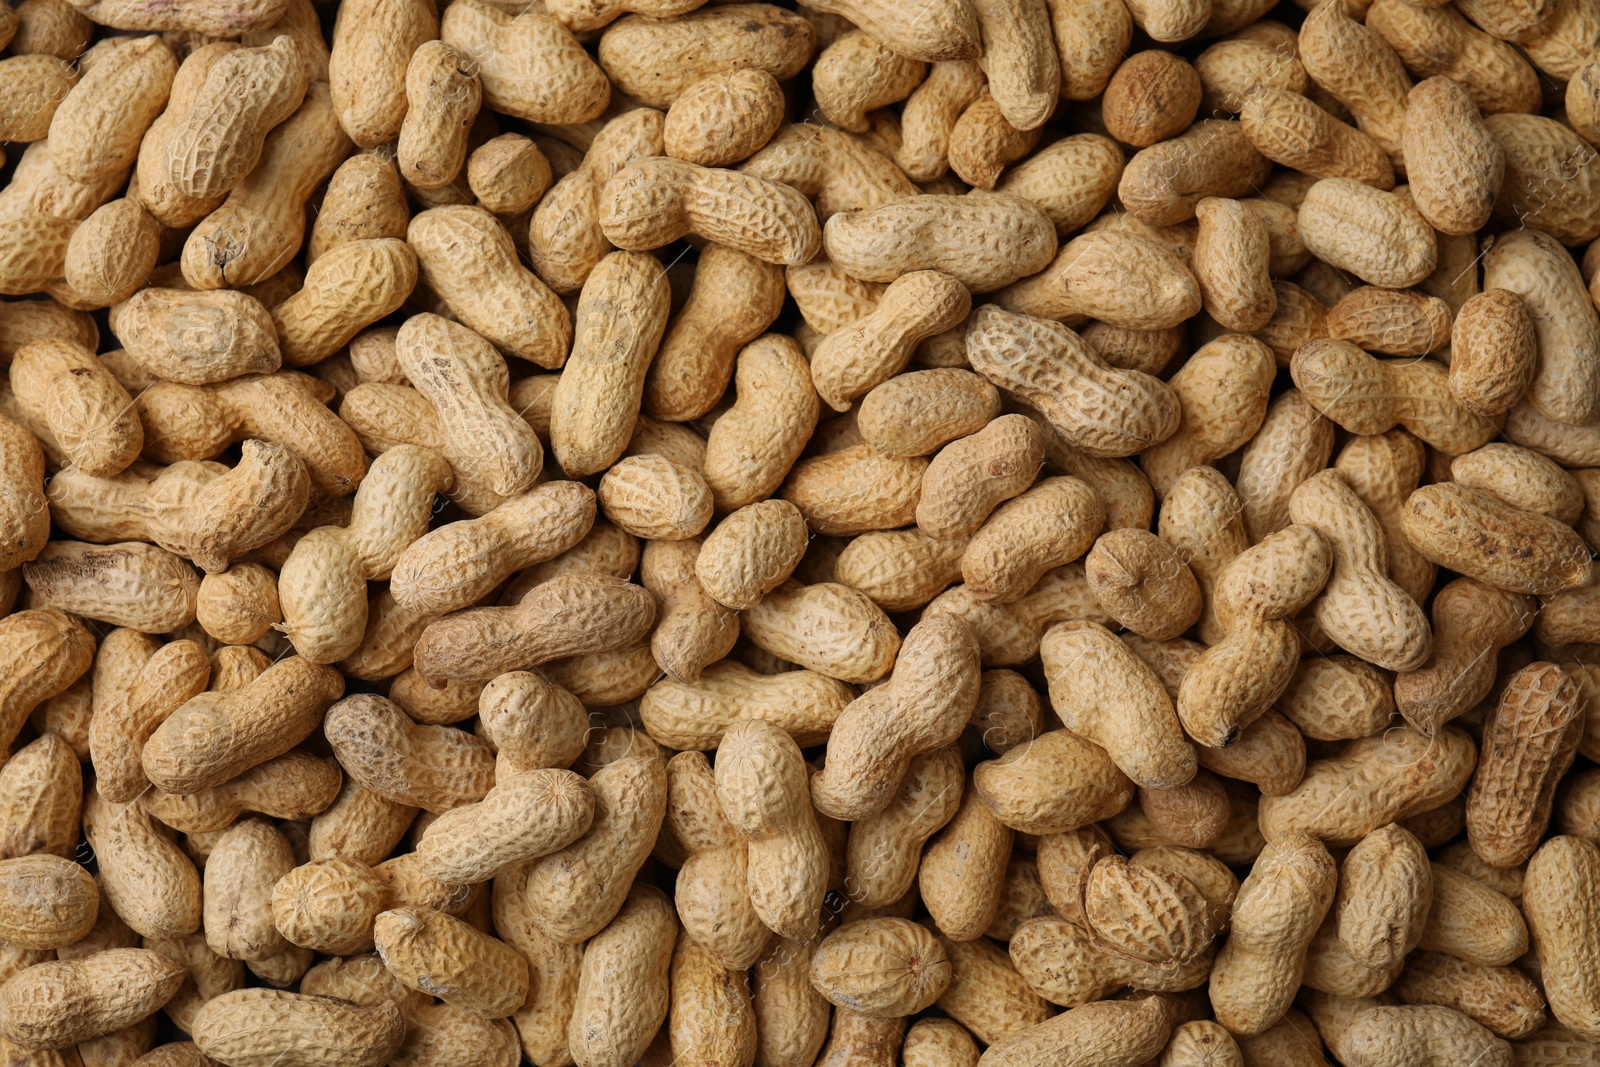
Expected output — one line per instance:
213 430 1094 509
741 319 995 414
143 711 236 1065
408 206 572 370
1257 726 1477 847
600 158 822 266
142 657 345 795
1039 621 1196 791
414 769 595 884
975 729 1132 836
1210 831 1339 1037
810 614 981 821
413 574 657 686
966 305 1179 459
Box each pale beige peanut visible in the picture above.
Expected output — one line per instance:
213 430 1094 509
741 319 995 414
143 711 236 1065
88 635 210 803
82 786 201 940
0 948 184 1051
1487 113 1600 247
1327 287 1453 357
1175 525 1331 748
897 60 987 181
326 0 438 146
1396 577 1534 735
24 541 200 634
0 53 76 143
979 996 1172 1067
695 499 809 611
1118 120 1271 227
1366 0 1538 115
1298 0 1411 162
193 989 404 1067
965 305 1179 460
597 4 814 108
1154 466 1248 647
667 932 758 1067
741 579 901 685
1210 831 1339 1037
202 818 294 963
947 91 1041 190
809 613 979 820
270 238 417 368
918 415 1045 541
997 230 1199 330
823 193 1057 293
845 745 963 909
1084 529 1202 643
707 335 819 515
812 30 926 133
1482 227 1600 427
0 733 81 859
412 769 594 885
810 919 951 1017
741 122 918 224
48 35 175 184
638 660 854 751
904 1018 980 1067
467 134 551 217
1191 196 1276 333
962 476 1104 604
1288 469 1433 672
519 753 666 943
1258 727 1476 847
1403 76 1504 236
781 443 927 537
409 205 571 370
920 786 1013 942
46 444 313 577
181 82 352 290
373 905 528 1019
1335 823 1432 972
550 251 672 478
566 885 676 1067
308 152 408 262
526 109 665 296
1235 390 1337 544
440 0 608 123
412 576 655 691
165 36 307 202
663 69 785 167
643 244 786 422
60 196 159 308
276 446 453 664
0 854 97 949
396 40 480 191
1297 179 1438 289
142 656 344 795
716 718 829 942
1342 1006 1513 1067
638 535 735 682
391 481 594 617
10 338 141 477
600 158 821 267
322 692 493 813
1140 332 1276 497
112 287 280 385
1239 89 1395 188
1040 621 1195 791
666 750 770 969
811 271 970 411
1083 853 1214 966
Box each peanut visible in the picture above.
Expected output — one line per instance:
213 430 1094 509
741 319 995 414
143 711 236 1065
716 718 829 941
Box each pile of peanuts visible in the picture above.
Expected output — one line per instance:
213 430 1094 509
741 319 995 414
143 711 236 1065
6 0 1600 1062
